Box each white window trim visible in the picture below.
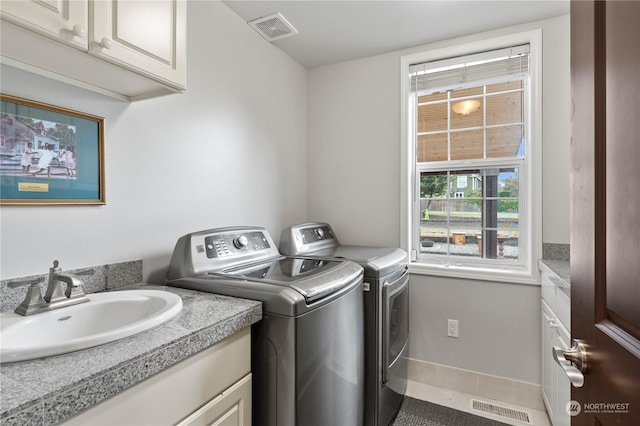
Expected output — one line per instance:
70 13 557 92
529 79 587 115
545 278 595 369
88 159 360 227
400 29 542 285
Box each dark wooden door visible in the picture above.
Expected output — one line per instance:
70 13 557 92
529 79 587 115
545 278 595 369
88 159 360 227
570 1 640 425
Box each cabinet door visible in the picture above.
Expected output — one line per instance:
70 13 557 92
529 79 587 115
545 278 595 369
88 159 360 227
554 322 571 426
178 374 252 426
89 0 186 90
541 300 557 418
0 0 88 49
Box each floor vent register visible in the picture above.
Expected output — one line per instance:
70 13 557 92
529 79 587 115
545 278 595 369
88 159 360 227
470 399 534 425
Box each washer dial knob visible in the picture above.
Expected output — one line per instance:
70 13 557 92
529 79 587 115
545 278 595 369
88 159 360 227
314 228 325 239
233 235 249 249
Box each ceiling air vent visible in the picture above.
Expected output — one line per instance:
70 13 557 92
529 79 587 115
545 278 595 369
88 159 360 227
248 13 298 42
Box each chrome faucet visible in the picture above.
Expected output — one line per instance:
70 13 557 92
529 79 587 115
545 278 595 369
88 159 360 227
7 260 92 316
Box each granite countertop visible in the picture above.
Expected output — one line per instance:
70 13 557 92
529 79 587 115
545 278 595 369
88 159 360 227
0 284 262 426
539 259 570 297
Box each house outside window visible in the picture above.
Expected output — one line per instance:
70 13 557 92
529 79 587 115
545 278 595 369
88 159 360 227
400 31 542 283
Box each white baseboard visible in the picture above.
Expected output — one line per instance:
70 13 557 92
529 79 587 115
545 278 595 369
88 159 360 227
407 358 545 411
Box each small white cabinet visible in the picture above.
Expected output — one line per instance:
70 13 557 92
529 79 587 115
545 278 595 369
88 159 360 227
540 268 571 426
0 0 88 49
0 0 186 101
177 373 251 426
89 0 185 89
62 328 251 426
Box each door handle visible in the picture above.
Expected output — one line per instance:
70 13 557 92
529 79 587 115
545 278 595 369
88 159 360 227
552 339 587 388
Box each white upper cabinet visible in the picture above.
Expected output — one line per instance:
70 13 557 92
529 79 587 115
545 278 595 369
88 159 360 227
0 0 89 50
0 0 186 101
89 0 185 90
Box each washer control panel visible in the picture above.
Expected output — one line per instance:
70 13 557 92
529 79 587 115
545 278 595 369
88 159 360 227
300 224 335 244
205 231 271 258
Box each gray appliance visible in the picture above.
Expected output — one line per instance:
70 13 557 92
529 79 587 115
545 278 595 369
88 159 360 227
166 226 364 426
280 223 409 426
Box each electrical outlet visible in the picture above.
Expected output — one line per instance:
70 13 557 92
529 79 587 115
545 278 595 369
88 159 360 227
447 319 459 338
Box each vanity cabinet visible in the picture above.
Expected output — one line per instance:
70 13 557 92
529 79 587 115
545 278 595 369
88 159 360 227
540 268 571 426
63 327 251 426
0 0 186 101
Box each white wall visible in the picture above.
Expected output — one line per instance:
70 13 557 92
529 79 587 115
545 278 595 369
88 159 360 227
1 3 570 386
0 1 308 282
307 15 571 384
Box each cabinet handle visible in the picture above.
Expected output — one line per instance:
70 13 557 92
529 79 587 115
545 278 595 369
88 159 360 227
543 312 557 328
101 37 113 49
72 24 87 38
552 339 588 388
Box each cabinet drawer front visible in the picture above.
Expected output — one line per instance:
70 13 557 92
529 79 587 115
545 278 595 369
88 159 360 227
177 373 252 426
541 273 555 309
63 328 251 425
555 286 570 330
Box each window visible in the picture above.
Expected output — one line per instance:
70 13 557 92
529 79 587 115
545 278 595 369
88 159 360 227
400 31 542 283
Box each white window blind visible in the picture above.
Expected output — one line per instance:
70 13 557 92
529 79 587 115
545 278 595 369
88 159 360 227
410 44 529 94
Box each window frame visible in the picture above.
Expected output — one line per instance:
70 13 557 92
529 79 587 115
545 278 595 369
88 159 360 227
400 30 542 285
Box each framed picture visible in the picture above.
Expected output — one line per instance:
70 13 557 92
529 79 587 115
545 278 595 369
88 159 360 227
0 94 105 205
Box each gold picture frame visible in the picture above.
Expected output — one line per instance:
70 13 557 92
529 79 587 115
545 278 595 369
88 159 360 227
0 94 105 205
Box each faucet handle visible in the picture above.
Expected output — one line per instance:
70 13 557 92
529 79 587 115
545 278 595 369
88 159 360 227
8 279 48 316
7 278 42 289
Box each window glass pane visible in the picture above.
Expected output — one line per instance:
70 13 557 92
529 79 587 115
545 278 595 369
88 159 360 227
486 80 523 93
487 125 523 158
419 199 445 255
417 133 448 162
449 170 482 198
417 167 521 262
497 229 519 260
411 51 529 268
497 200 519 228
486 91 523 125
450 97 483 129
420 171 448 199
497 194 519 261
418 92 448 103
450 199 482 231
419 171 447 254
498 167 519 198
418 103 447 132
450 232 483 257
451 87 483 98
451 130 483 160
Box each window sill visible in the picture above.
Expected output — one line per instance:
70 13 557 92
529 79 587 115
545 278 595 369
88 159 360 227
408 261 540 285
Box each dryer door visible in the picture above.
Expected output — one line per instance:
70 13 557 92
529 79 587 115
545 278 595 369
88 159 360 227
382 270 409 383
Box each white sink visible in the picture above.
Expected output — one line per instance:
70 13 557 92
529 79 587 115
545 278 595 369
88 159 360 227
0 290 183 363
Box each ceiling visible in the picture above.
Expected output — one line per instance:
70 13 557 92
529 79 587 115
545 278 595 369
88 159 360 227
222 0 570 69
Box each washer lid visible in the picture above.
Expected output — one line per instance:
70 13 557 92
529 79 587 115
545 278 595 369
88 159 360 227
326 245 408 277
222 257 363 302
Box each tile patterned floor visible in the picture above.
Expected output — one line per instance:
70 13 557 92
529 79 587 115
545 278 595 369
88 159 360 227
398 380 552 426
392 397 509 426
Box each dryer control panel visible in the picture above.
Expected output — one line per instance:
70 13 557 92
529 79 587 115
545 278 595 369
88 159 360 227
299 224 335 243
205 231 271 258
279 222 340 255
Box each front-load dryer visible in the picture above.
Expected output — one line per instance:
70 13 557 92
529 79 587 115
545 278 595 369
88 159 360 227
280 222 409 426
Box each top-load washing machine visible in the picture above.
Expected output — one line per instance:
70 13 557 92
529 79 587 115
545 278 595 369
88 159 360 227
279 222 409 426
166 226 364 426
